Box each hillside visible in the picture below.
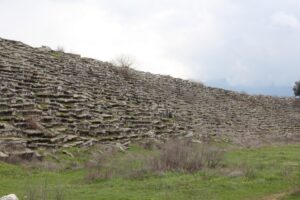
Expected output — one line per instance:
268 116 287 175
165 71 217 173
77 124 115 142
0 37 300 155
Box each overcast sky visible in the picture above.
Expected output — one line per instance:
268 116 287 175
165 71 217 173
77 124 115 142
0 0 299 88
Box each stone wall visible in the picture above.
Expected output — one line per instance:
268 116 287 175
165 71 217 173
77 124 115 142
0 37 299 150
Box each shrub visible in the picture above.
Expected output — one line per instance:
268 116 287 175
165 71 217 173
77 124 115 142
293 81 300 96
84 146 117 181
110 54 137 81
116 66 134 81
151 139 224 173
151 139 204 172
111 54 135 68
84 139 224 181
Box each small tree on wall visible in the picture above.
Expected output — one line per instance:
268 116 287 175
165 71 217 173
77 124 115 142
293 81 300 96
110 54 136 81
111 54 135 68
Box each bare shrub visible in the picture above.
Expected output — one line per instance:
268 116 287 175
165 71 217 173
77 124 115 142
84 146 118 182
138 138 162 150
110 54 136 81
110 64 136 82
84 139 224 181
115 153 152 180
111 54 135 68
151 139 202 172
118 67 134 81
150 139 223 173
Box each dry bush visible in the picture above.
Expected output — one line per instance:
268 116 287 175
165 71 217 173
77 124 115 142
84 146 118 182
138 138 162 150
84 139 224 181
151 139 203 172
110 54 136 81
119 67 134 80
111 153 152 180
111 54 135 68
150 139 224 173
111 65 136 82
85 145 153 181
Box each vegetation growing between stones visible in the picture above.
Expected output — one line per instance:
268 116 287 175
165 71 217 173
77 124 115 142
111 54 135 68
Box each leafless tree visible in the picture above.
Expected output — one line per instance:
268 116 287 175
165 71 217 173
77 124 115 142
111 54 135 68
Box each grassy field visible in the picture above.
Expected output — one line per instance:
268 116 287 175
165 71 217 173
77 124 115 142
0 143 300 200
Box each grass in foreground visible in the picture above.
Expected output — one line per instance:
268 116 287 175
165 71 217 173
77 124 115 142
0 142 300 200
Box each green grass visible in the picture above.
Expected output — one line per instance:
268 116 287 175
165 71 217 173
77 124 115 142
1 145 300 200
283 190 300 200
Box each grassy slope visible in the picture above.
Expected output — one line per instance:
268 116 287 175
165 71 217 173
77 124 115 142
0 145 300 200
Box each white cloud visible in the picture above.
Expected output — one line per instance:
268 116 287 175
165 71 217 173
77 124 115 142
0 0 300 88
272 12 300 29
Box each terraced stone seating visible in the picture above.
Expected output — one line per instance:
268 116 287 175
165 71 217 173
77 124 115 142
0 37 299 154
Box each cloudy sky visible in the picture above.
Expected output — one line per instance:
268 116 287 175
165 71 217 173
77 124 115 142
0 0 299 94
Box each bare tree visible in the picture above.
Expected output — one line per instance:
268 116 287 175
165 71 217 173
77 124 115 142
111 54 135 68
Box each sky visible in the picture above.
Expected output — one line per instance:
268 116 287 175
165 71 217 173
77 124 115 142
0 0 299 95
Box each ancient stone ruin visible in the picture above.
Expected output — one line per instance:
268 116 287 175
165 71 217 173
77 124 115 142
0 37 299 157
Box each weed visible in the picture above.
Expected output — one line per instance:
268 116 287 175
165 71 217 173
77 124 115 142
244 166 257 179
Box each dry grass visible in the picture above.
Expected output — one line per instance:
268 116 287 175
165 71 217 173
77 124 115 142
84 139 224 181
151 139 204 172
113 66 136 81
24 180 65 200
84 146 118 181
150 139 224 173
